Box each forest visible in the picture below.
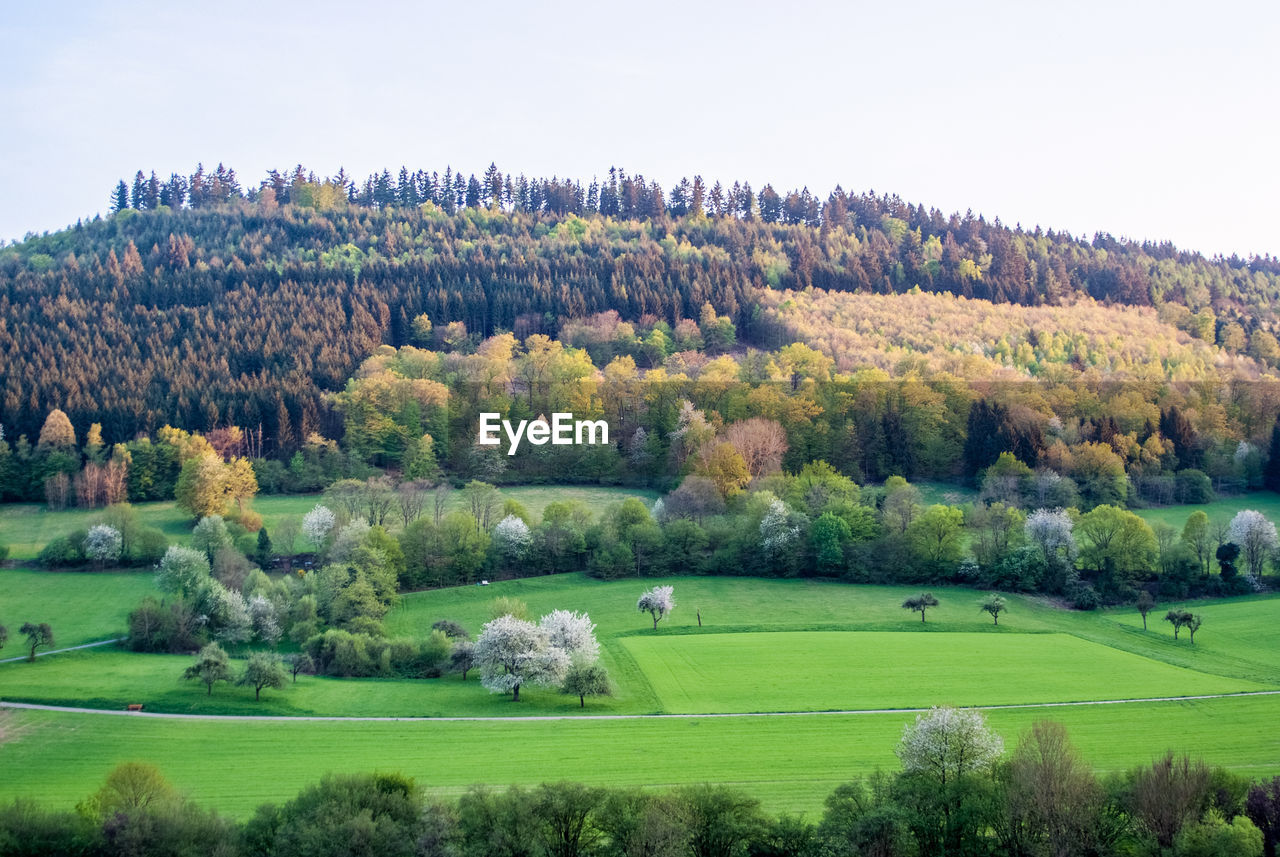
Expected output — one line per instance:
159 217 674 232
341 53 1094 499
1 161 1279 459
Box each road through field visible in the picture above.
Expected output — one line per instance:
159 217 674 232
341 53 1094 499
6 689 1280 721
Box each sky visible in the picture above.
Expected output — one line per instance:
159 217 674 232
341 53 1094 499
2 0 1276 257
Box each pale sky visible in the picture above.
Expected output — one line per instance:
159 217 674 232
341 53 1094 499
2 0 1276 258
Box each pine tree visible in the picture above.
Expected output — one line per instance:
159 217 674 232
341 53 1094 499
111 181 130 213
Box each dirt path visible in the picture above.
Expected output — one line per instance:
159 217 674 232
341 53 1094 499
0 638 122 665
3 690 1279 723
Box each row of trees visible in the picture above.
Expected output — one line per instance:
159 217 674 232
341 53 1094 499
4 714 1278 856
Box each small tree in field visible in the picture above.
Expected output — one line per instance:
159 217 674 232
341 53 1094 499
286 652 314 683
1165 609 1192 640
561 655 612 708
980 595 1007 626
183 642 231 695
1136 591 1155 630
1187 613 1203 643
473 615 569 702
238 651 287 700
637 585 675 629
902 593 939 623
19 622 54 661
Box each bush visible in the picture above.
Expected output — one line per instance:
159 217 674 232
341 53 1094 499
1068 579 1101 610
1175 469 1215 504
38 529 87 567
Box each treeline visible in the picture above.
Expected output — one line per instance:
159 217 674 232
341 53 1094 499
2 159 1279 451
3 716 1278 857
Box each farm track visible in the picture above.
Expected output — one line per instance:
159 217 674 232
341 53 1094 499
0 638 122 664
5 690 1280 722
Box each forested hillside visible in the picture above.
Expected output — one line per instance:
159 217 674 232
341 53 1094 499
2 162 1279 451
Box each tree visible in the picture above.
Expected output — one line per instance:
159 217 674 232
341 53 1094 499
999 720 1109 857
1077 504 1158 582
286 652 314 683
156 545 211 597
473 614 569 701
84 524 123 568
450 639 476 680
302 504 336 552
1181 511 1214 576
637 585 675 629
36 409 76 449
0 623 7 651
1228 510 1277 583
255 528 272 566
906 504 965 566
561 655 612 707
79 761 179 820
237 651 287 700
980 594 1007 625
897 706 1003 786
902 592 939 623
191 515 233 561
19 622 54 661
183 642 231 695
1128 751 1211 850
1186 613 1203 643
1165 608 1194 640
174 453 231 519
1246 776 1280 857
539 610 600 663
1137 590 1155 630
492 514 532 569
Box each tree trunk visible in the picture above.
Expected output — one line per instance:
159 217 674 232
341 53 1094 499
652 613 658 629
1142 614 1147 630
920 611 926 623
579 694 585 708
207 682 212 695
993 614 998 626
513 684 520 702
256 686 261 701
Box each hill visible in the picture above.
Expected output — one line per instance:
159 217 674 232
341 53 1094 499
2 163 1280 451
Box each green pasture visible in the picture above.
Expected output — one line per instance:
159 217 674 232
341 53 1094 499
622 631 1266 713
0 567 158 649
1132 492 1280 532
4 695 1280 819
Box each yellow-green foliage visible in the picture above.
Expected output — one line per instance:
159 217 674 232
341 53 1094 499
758 288 1267 381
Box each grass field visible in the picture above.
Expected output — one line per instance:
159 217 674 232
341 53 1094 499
4 695 1280 818
622 631 1267 713
0 486 658 560
0 567 158 648
4 549 1280 815
1132 492 1280 533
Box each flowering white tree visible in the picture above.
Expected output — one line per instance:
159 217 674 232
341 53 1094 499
637 585 675 630
302 504 336 553
473 615 570 701
209 585 253 645
896 706 1004 786
327 519 371 565
84 524 123 566
539 610 600 663
1227 510 1278 583
760 498 801 558
1025 508 1077 567
156 546 211 597
248 594 282 646
493 515 532 567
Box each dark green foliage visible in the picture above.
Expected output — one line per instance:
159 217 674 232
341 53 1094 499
243 772 423 857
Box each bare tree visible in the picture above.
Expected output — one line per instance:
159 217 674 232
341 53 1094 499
433 483 453 525
724 418 788 480
397 479 430 528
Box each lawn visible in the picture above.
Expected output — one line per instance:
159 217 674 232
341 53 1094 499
4 695 1280 818
0 567 158 649
622 631 1268 713
1133 492 1280 533
0 486 657 560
